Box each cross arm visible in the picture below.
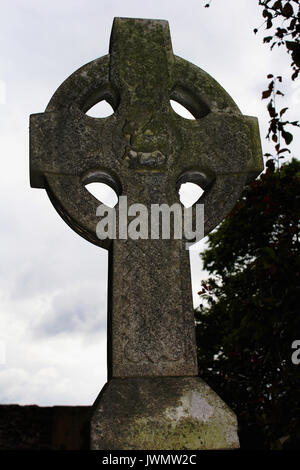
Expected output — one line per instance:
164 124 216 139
30 111 61 189
171 111 264 237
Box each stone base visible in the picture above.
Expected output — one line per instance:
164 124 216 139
90 377 239 450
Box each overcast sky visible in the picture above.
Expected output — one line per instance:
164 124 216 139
0 0 299 406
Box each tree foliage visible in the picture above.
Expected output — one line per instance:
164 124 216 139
256 1 300 167
256 0 300 80
204 0 300 168
195 160 300 449
197 0 300 449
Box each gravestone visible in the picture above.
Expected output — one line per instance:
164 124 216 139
30 17 263 450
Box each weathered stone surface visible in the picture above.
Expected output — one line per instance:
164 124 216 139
91 377 239 450
30 17 263 379
30 17 263 449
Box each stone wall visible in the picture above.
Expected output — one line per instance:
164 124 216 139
0 405 91 450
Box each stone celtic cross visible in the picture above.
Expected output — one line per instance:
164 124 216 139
30 18 263 450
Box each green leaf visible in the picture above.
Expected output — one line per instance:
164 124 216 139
272 0 282 9
262 89 272 99
266 18 273 29
280 107 288 117
285 40 300 68
282 2 294 17
281 130 293 145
